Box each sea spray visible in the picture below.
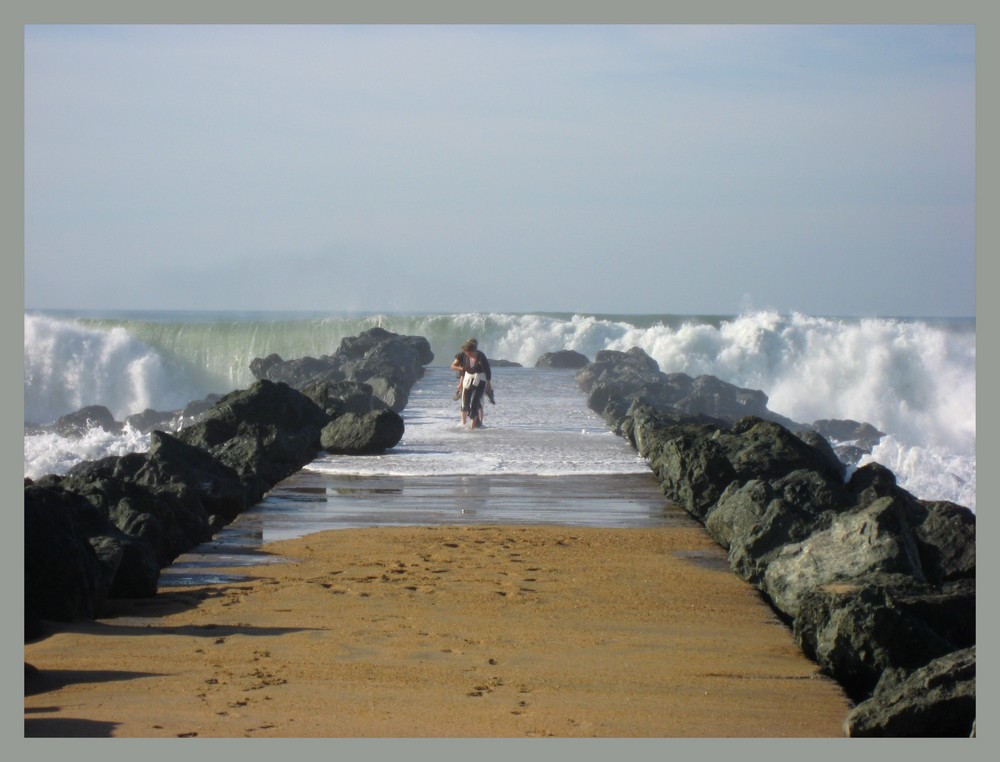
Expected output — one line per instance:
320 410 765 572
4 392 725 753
23 309 975 509
24 314 198 424
23 424 152 482
605 312 976 455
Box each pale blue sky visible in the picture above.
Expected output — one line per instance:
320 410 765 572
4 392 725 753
24 24 975 317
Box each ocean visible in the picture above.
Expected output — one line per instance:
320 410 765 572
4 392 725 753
23 310 976 516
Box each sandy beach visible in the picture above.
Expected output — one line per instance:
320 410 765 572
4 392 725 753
25 523 853 738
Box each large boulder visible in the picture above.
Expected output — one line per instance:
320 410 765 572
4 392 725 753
813 419 885 455
906 500 976 584
577 347 664 394
707 469 849 586
249 353 345 389
250 327 433 413
640 419 737 522
578 347 805 430
721 417 846 485
535 349 590 369
320 410 405 455
300 379 376 418
334 332 429 412
176 380 329 500
762 496 927 619
628 411 846 526
25 484 117 623
334 326 434 367
54 405 121 437
52 457 216 568
793 574 974 700
24 481 160 623
844 646 976 737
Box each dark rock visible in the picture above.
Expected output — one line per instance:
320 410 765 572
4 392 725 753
25 484 114 622
58 469 214 568
320 410 405 454
54 405 122 437
577 347 662 393
124 408 177 434
628 412 845 526
629 413 735 521
535 349 590 369
334 326 434 367
25 482 160 621
300 379 376 417
892 577 976 650
251 354 344 388
813 419 885 452
793 574 969 699
846 462 903 506
490 359 523 368
26 330 433 635
724 417 846 485
795 429 847 479
334 333 428 412
176 380 329 500
248 353 285 378
708 469 848 586
844 647 976 737
905 500 976 584
132 431 251 525
90 532 161 599
578 347 804 430
574 345 976 733
251 327 433 413
763 496 926 619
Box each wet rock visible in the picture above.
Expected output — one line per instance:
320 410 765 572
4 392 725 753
54 405 121 437
813 419 885 453
320 409 405 454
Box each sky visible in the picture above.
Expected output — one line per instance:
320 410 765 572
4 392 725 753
23 23 976 317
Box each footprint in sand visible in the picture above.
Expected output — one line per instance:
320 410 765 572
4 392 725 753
467 676 504 697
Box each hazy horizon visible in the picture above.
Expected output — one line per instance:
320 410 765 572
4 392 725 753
24 24 975 319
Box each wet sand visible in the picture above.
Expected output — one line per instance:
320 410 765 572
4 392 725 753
25 523 853 738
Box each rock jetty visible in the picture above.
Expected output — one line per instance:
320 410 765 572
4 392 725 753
577 346 975 737
24 328 433 639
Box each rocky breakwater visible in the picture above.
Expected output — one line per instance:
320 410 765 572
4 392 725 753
25 329 433 639
577 347 975 737
249 325 433 414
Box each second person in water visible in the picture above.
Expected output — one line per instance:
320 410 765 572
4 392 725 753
450 338 493 429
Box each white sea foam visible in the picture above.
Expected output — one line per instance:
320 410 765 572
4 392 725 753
23 309 975 509
24 425 152 481
24 314 200 424
308 367 648 479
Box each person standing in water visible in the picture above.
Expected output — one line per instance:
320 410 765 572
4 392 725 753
450 338 493 428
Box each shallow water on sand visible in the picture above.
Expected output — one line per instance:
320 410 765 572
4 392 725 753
161 367 690 584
